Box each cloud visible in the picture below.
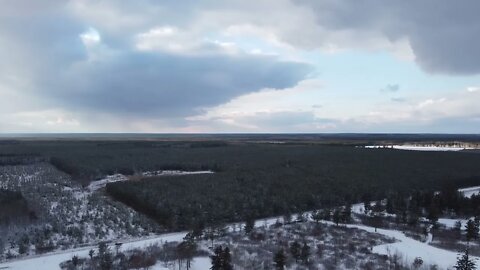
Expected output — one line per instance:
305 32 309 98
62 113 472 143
391 97 406 103
0 0 312 132
56 52 311 118
70 0 480 75
467 86 479 93
352 89 480 132
381 84 400 93
1 0 480 133
189 110 339 132
188 79 324 122
191 82 480 133
295 0 480 74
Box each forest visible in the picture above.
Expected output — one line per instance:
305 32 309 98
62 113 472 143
102 143 480 231
2 139 480 231
0 189 32 226
2 137 480 267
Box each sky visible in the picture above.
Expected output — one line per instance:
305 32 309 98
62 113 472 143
1 0 480 133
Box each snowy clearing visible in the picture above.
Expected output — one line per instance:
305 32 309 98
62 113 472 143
150 256 211 270
459 185 480 198
142 170 214 177
88 170 214 191
437 218 469 229
364 145 474 151
87 174 129 191
347 223 473 269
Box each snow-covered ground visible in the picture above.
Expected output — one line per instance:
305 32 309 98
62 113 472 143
364 145 474 151
459 186 480 198
0 232 187 270
437 218 469 229
151 257 210 270
142 170 214 177
187 257 210 270
88 174 129 191
88 170 214 191
352 202 365 214
361 225 467 268
0 212 474 270
4 182 480 269
0 212 284 270
345 203 476 268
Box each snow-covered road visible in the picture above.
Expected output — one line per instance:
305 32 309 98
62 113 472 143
0 233 187 270
346 224 471 269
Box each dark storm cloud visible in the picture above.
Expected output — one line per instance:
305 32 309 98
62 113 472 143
295 0 480 74
77 0 480 75
53 52 312 117
0 1 86 90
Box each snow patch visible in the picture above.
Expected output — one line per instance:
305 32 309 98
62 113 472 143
88 170 214 191
459 186 480 198
364 145 474 151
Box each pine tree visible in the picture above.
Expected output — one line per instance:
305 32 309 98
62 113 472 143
386 198 394 214
372 200 383 213
178 235 197 270
362 193 372 214
321 209 331 221
210 246 223 270
300 242 310 265
289 241 301 262
341 204 352 224
427 203 439 226
332 209 341 226
210 246 233 270
71 255 80 267
474 216 480 234
88 249 95 259
244 216 255 234
454 221 462 231
311 210 322 223
98 242 113 270
222 247 233 270
363 201 370 214
205 226 217 248
465 219 478 242
455 248 476 270
412 257 423 269
273 249 286 270
370 212 383 232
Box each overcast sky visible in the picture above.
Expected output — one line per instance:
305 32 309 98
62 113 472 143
1 0 480 133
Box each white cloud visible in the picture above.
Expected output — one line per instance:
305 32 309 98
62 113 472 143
1 0 480 133
417 98 446 109
80 27 101 46
188 82 480 133
189 79 324 122
467 86 479 92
